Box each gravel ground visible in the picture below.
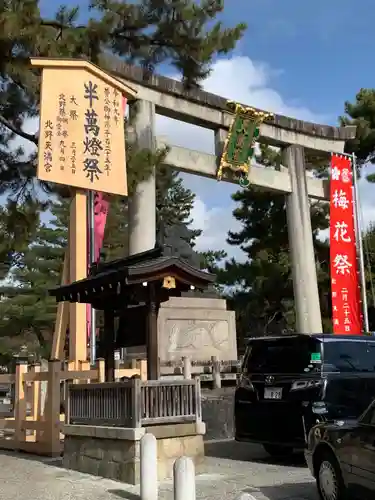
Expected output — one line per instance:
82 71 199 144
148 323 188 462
0 441 318 500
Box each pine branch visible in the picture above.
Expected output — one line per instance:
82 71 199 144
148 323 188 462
0 115 38 145
40 20 86 31
41 18 197 63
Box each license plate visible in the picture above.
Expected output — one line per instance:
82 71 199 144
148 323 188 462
264 387 282 400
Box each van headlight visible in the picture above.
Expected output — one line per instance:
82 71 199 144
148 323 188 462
238 375 254 390
312 402 328 414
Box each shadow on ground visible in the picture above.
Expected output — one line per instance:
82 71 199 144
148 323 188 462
251 481 318 500
205 440 306 468
107 490 140 500
0 449 62 468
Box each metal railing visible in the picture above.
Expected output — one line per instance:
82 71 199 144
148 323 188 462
67 378 202 428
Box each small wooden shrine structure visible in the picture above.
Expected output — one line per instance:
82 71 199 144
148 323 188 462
49 246 215 380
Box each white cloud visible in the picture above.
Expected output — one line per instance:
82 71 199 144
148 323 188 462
189 195 243 259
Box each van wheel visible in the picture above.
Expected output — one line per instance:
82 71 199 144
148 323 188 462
263 444 293 457
316 450 347 500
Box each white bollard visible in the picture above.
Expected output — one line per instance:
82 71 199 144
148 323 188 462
140 433 158 500
173 456 196 500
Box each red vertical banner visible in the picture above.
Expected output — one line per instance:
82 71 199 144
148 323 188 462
87 192 109 341
330 154 362 334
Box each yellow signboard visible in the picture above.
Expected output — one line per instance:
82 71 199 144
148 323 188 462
31 58 137 195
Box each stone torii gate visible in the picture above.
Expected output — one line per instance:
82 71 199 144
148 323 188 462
100 55 356 335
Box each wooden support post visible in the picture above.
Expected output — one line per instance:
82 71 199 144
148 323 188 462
51 249 69 360
114 358 121 380
29 363 41 442
211 355 221 389
69 191 88 367
14 361 28 444
146 283 160 380
139 360 147 381
44 360 62 456
194 378 202 424
103 309 115 382
97 358 105 382
79 360 91 383
183 356 192 380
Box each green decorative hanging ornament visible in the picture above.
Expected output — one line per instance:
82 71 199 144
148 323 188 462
217 102 273 185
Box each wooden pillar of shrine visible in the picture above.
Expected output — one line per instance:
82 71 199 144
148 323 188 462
146 283 160 380
103 309 116 382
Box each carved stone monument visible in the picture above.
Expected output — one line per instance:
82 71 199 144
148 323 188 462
158 296 237 363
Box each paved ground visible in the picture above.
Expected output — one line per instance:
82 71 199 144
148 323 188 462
0 441 318 500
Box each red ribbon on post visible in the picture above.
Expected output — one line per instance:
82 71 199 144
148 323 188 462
330 154 362 334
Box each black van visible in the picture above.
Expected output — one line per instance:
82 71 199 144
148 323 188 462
234 334 375 457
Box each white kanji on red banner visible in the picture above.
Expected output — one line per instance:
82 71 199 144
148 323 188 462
341 168 351 183
333 253 352 274
332 189 350 209
342 288 349 302
331 166 341 181
333 221 351 242
330 166 352 183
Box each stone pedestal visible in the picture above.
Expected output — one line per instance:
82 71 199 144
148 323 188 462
158 297 237 362
63 422 205 485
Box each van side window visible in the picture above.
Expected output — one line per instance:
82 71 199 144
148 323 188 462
323 341 374 373
367 343 375 372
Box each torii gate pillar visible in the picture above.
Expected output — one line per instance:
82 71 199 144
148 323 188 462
128 100 156 255
284 145 323 333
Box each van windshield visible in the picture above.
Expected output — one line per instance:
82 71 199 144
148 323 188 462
244 336 322 375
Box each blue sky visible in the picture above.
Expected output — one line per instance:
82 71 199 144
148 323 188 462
34 0 375 256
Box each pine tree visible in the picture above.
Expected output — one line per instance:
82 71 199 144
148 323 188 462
156 166 201 245
0 197 44 280
363 224 375 329
340 88 375 181
0 200 68 359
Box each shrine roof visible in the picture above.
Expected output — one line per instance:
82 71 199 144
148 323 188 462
49 246 215 303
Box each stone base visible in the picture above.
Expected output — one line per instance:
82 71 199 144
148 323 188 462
63 422 205 485
202 387 235 441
